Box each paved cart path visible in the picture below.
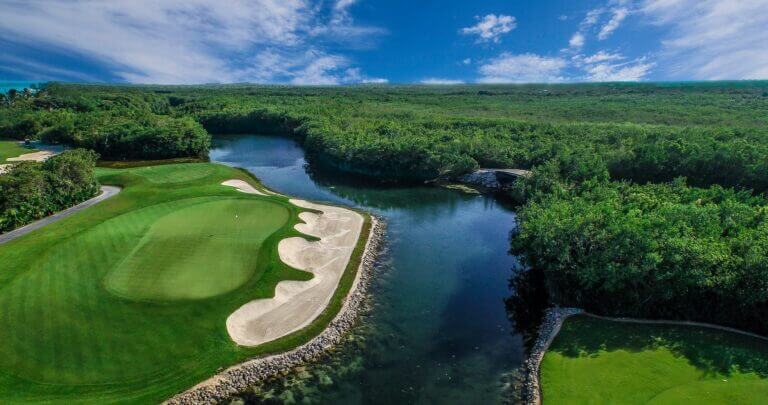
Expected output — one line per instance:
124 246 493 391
0 186 121 245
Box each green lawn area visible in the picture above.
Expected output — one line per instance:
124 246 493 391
540 315 768 404
0 138 37 161
0 162 369 403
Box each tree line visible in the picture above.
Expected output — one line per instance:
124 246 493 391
4 82 768 332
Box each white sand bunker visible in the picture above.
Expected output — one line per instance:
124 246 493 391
221 179 266 196
221 180 364 346
1 149 58 176
7 150 56 162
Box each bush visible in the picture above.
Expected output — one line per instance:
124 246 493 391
512 179 768 333
0 149 99 232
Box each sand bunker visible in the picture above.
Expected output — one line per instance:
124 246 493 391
221 179 267 196
7 150 56 162
1 149 57 176
222 180 364 346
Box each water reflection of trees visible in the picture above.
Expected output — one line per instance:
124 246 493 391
551 316 768 378
505 265 549 352
305 152 486 217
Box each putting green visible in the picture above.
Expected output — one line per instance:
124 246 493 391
105 198 289 301
540 315 768 404
130 163 217 184
0 162 369 403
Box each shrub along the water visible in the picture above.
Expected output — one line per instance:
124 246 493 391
512 175 768 334
0 149 99 232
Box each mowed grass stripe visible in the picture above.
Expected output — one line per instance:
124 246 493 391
540 315 768 404
0 163 343 402
105 198 288 301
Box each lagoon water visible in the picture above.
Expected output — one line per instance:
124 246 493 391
211 134 523 404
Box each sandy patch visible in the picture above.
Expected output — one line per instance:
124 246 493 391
222 179 364 346
221 179 267 196
7 150 56 162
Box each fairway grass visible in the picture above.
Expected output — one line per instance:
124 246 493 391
540 315 768 404
0 138 37 162
0 162 368 403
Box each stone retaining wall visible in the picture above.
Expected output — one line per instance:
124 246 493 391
516 308 768 404
166 215 387 404
518 307 583 405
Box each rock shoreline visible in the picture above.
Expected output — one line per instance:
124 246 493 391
166 215 387 405
518 307 583 405
512 307 768 404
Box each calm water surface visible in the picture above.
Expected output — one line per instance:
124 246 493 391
211 134 523 404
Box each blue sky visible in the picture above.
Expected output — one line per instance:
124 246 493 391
0 0 766 84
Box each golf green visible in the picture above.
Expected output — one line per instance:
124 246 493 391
540 315 768 404
105 198 289 301
0 162 368 403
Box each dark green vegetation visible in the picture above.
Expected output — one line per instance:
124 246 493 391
0 149 99 232
3 82 768 182
541 315 768 404
0 85 209 160
514 177 768 333
0 162 369 403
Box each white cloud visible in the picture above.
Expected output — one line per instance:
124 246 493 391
640 0 768 80
462 58 472 65
572 50 653 82
583 51 625 64
581 8 605 29
598 7 629 40
583 58 654 81
461 14 517 43
569 32 585 49
334 0 356 10
478 53 567 83
420 78 465 85
0 0 383 84
321 0 386 47
361 78 388 84
558 15 569 21
290 54 349 85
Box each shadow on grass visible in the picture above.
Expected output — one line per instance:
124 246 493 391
549 315 768 378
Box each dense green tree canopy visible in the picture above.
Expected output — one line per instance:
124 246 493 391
0 149 99 232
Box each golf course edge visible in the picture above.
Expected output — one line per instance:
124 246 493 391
166 210 386 404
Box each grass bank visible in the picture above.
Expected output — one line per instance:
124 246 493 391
540 315 768 404
0 138 36 161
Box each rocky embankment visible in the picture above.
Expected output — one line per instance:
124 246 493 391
517 307 583 405
457 169 504 189
166 216 387 405
455 168 531 191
